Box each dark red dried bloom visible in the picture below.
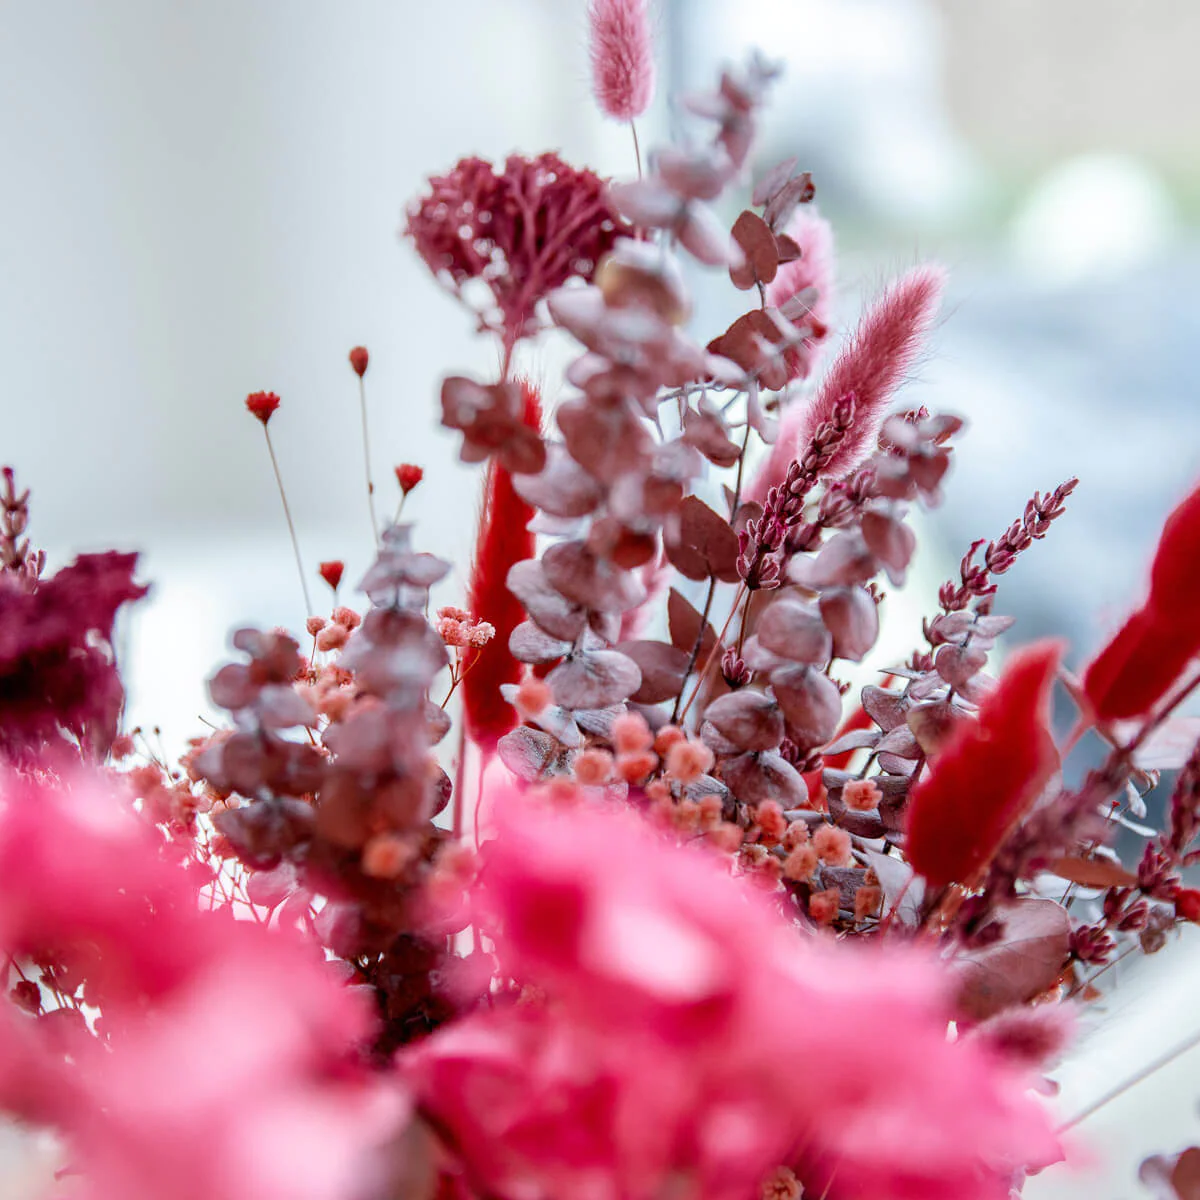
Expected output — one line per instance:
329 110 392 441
463 381 543 751
245 390 281 425
395 463 424 495
348 346 369 378
0 551 147 761
318 560 345 592
905 640 1061 887
405 153 627 347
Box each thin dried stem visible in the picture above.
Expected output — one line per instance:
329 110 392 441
263 427 313 618
358 376 380 548
1059 1023 1200 1132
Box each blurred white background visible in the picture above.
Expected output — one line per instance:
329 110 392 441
3 1 1200 1195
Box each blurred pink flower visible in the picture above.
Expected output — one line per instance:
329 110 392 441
0 772 407 1200
402 788 1060 1200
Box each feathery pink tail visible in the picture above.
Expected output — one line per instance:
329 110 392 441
588 0 655 122
747 264 944 505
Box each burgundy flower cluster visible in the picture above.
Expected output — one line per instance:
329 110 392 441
3 6 1200 1200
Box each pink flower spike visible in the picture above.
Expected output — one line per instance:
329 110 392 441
588 0 655 122
747 264 945 504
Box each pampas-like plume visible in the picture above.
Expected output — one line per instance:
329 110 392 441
588 0 655 122
747 264 945 506
462 380 542 752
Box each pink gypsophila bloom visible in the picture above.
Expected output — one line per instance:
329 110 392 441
747 264 944 505
588 0 655 121
401 787 1060 1200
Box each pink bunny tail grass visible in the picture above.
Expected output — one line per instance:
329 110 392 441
747 264 945 505
588 0 655 121
462 380 543 753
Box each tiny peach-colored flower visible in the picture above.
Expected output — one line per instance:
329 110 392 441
754 800 788 846
464 620 496 648
843 778 881 812
812 823 852 866
665 739 714 785
362 832 415 879
761 1165 803 1200
782 821 810 852
331 605 361 630
612 711 653 754
306 615 327 636
653 724 685 756
783 843 818 882
616 750 657 785
316 624 349 653
573 748 615 787
514 677 553 718
708 821 744 853
809 887 840 924
854 884 882 922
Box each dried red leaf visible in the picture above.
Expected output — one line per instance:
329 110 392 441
729 210 778 290
818 587 878 662
952 899 1071 1021
506 560 586 642
1049 855 1138 889
771 664 841 751
512 445 604 519
614 639 690 704
1083 607 1196 722
667 588 718 664
546 649 641 710
542 541 646 614
703 690 785 752
905 640 1061 887
755 598 832 666
663 496 740 583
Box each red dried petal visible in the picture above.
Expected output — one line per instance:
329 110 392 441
245 390 280 425
905 640 1062 887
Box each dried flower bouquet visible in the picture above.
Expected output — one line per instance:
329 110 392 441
2 3 1200 1198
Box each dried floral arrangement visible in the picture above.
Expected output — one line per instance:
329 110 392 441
3 4 1200 1199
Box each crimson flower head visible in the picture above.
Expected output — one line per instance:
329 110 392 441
318 560 344 592
395 463 423 494
405 153 626 347
245 391 280 426
348 346 369 377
